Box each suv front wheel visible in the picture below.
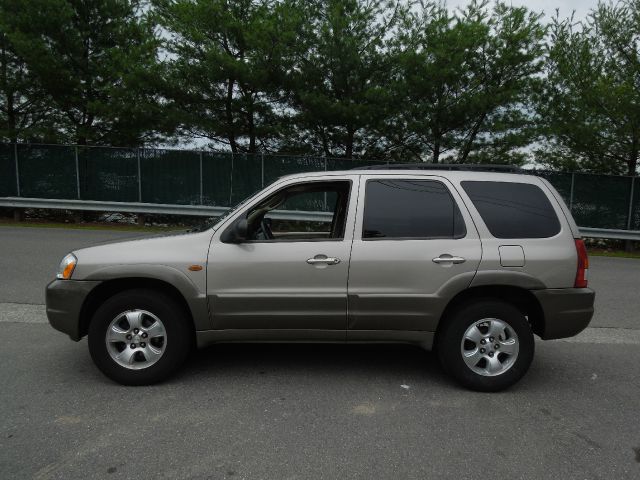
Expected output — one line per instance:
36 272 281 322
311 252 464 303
88 289 192 385
437 300 534 392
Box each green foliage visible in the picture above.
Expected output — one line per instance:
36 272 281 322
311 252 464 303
154 0 306 153
389 1 545 164
0 28 60 142
0 0 162 145
0 0 637 174
537 0 640 175
281 0 403 158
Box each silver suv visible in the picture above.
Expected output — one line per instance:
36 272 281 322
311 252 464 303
46 166 595 391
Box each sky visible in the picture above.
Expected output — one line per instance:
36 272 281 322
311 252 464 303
447 0 600 21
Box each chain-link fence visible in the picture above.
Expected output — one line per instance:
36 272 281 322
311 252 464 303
1 143 638 230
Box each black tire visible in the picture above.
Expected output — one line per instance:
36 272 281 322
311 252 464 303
436 299 534 392
88 289 192 385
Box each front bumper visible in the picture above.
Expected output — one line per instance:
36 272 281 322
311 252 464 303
532 288 595 340
45 279 101 341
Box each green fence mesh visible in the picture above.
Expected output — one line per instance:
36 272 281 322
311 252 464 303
202 152 232 206
228 154 264 205
1 143 638 231
0 143 16 196
140 149 201 205
17 144 77 199
78 146 138 202
263 155 326 186
537 171 573 204
571 174 633 229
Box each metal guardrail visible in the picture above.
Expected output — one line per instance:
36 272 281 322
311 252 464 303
1 196 639 240
578 228 640 241
0 197 333 222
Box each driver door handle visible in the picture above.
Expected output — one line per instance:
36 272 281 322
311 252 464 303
307 256 341 265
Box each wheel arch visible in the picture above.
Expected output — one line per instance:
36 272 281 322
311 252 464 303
436 285 545 340
78 277 201 339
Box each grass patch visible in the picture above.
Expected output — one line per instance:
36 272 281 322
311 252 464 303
588 248 640 259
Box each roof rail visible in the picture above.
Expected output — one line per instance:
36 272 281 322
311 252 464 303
353 163 522 173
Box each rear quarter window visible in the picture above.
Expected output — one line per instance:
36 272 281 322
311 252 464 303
461 180 561 239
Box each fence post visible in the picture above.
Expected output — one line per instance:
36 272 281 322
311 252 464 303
199 150 204 205
627 176 635 230
137 147 142 202
228 152 234 206
323 157 328 211
569 172 575 212
14 143 20 197
75 146 81 199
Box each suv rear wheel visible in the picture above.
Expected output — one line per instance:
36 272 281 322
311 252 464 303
88 289 192 385
437 300 534 392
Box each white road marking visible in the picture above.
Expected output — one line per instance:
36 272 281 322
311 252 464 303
0 302 46 323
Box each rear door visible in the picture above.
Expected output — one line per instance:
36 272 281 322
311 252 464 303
347 174 482 334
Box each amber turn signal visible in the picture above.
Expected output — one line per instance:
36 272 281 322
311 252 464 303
188 265 203 271
57 253 77 280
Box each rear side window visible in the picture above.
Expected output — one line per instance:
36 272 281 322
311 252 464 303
363 179 466 239
461 181 561 238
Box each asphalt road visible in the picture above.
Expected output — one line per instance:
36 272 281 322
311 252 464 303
1 226 639 479
0 227 152 305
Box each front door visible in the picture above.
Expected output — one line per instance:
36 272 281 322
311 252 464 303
347 175 482 333
207 177 358 334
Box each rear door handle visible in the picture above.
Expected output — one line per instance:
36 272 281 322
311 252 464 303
307 256 341 265
432 254 466 264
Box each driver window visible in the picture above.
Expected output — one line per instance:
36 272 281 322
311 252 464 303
246 181 351 242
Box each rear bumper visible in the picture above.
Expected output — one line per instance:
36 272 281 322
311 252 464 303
45 279 101 341
532 288 595 340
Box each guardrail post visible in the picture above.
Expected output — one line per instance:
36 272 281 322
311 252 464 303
14 143 20 197
627 176 635 231
199 150 204 205
624 176 636 252
75 146 81 199
569 172 575 212
137 147 142 203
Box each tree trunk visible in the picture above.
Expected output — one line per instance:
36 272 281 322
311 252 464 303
225 77 238 153
627 134 638 176
345 126 355 159
432 137 440 164
1 43 17 142
247 93 256 154
459 113 487 163
6 92 17 143
320 128 331 157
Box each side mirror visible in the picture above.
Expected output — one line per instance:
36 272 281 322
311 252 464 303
221 218 248 244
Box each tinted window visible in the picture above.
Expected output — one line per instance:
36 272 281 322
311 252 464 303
363 180 466 239
461 181 561 238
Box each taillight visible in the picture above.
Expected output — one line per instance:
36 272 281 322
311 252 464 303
574 239 589 288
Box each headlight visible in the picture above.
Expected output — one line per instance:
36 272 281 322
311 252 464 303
57 253 77 280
